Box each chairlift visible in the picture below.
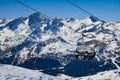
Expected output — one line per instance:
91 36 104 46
75 45 96 60
74 33 96 60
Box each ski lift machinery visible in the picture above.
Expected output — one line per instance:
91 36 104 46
15 0 103 60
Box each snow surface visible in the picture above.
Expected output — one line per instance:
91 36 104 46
0 64 120 80
77 69 120 80
0 64 63 80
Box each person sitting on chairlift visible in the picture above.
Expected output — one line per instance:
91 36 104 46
83 51 88 59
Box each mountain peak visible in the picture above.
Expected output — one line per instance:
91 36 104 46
29 12 45 19
87 16 99 22
28 12 50 27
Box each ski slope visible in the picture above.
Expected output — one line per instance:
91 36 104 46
0 64 120 80
0 64 63 80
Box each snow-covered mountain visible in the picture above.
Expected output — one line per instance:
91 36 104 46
0 13 120 77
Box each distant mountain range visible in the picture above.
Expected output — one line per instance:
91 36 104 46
0 13 120 77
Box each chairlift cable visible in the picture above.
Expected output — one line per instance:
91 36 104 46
15 0 53 20
65 0 102 21
65 0 97 43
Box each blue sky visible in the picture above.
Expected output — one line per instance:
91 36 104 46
0 0 120 22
